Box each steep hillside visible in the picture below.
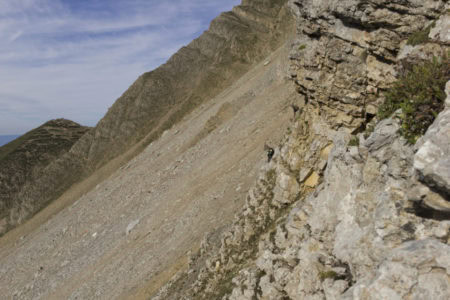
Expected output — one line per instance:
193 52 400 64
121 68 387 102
0 42 297 299
154 0 450 299
1 0 449 299
0 119 90 235
3 0 294 235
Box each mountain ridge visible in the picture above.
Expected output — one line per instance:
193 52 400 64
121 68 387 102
1 0 449 299
0 40 298 299
1 0 294 236
0 119 90 235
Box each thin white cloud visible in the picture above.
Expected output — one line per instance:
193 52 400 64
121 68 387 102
0 0 50 15
8 30 23 42
0 0 241 135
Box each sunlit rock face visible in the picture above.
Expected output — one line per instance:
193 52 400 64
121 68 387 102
155 1 450 299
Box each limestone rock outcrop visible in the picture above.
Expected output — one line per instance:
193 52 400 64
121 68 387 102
157 101 449 299
2 0 449 298
414 81 450 201
289 0 447 131
155 0 450 299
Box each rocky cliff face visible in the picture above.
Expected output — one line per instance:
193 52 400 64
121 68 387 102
4 0 294 235
0 119 90 235
155 0 450 299
1 0 449 298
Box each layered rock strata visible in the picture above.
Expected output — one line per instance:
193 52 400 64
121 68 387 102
155 1 450 299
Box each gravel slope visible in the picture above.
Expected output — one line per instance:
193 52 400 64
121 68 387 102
0 43 298 300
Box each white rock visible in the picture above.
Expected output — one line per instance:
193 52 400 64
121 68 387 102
126 219 140 235
414 97 450 197
429 14 450 43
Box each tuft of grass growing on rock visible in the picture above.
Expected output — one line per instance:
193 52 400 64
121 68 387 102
407 21 435 46
378 54 450 144
348 136 359 147
319 270 339 281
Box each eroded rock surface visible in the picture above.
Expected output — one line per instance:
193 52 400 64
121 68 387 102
155 0 450 299
158 106 449 299
414 81 450 200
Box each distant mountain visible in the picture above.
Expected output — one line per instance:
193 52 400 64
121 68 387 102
0 119 90 235
0 135 20 147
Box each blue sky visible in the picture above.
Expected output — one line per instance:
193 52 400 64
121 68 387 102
0 0 240 134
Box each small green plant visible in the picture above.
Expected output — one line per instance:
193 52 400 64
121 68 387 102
407 21 435 46
319 270 339 281
348 136 360 147
378 54 449 143
298 44 306 51
266 169 277 185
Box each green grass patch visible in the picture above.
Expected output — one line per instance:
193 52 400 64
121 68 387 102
348 136 359 147
319 270 339 281
378 54 449 144
407 21 435 46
